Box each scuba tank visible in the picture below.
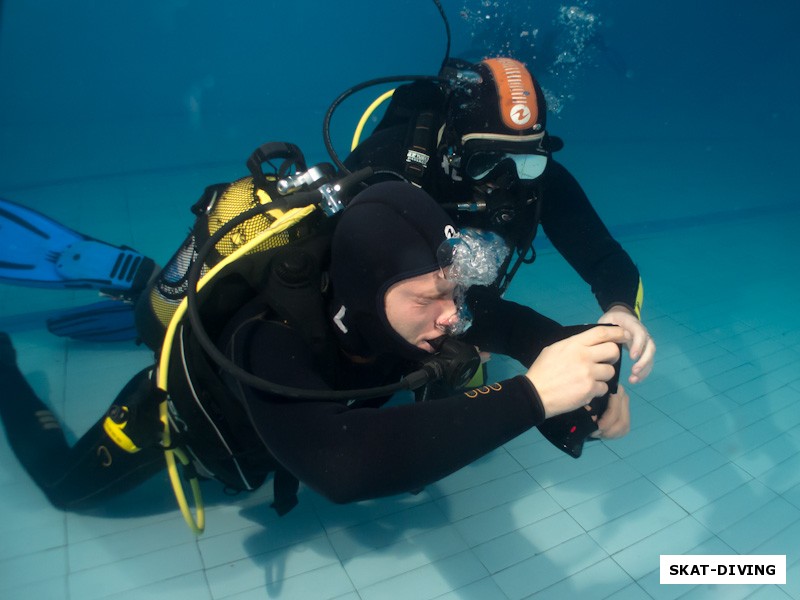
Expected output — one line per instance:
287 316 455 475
134 142 331 350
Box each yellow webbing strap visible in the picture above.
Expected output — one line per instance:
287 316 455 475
157 202 318 535
351 89 395 151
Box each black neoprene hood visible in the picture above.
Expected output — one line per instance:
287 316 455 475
329 181 457 360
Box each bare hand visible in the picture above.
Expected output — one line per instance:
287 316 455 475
598 307 656 384
590 385 630 439
526 325 630 419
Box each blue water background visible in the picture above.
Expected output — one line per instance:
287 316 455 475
1 0 798 228
2 3 800 598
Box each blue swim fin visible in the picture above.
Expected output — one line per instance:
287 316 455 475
46 300 137 343
0 197 155 297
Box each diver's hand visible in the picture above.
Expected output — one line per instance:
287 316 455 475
525 325 629 419
590 385 630 439
598 306 656 385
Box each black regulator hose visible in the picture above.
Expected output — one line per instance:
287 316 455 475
432 0 452 74
323 0 454 173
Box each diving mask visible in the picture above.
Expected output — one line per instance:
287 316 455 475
465 151 548 182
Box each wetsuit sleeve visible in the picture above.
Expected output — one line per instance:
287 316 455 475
461 286 566 367
248 377 543 504
540 160 643 316
229 319 546 505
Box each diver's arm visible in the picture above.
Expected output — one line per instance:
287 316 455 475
235 315 628 503
537 161 656 381
540 160 642 316
244 375 545 504
461 286 565 366
464 285 654 386
243 322 627 503
230 317 548 503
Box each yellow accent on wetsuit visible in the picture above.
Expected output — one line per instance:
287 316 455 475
634 277 644 319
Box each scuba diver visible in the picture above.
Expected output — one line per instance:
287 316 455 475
341 56 655 386
0 0 645 533
0 18 654 379
0 57 654 502
0 181 631 523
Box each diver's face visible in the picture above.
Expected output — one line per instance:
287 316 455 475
384 270 459 353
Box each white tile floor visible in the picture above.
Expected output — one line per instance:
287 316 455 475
1 170 799 600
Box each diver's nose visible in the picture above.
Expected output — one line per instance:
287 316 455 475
435 306 459 332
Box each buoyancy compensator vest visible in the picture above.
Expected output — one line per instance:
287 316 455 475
165 230 336 519
146 142 481 534
145 141 364 533
134 142 331 351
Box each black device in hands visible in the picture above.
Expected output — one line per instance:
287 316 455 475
536 324 623 458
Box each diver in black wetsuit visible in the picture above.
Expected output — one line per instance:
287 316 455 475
0 182 631 515
345 57 655 384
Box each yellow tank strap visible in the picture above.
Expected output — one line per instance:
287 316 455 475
156 202 318 535
351 89 396 151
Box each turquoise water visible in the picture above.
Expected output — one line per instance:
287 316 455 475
1 1 799 598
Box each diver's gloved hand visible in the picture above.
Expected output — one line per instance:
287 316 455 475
598 306 656 385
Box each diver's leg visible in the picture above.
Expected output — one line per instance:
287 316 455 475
0 333 165 509
0 333 72 489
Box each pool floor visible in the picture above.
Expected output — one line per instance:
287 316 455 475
0 168 799 600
